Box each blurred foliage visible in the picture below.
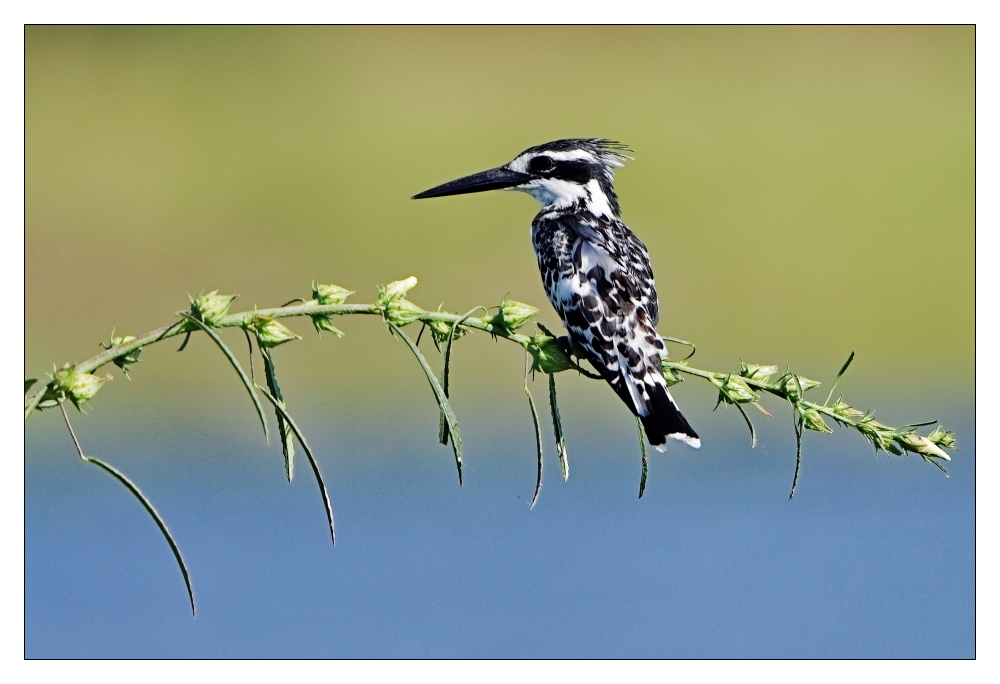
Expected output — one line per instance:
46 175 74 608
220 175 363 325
25 26 973 414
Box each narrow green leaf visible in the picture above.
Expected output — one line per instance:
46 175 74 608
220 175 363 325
24 387 46 422
824 351 855 406
25 378 37 394
548 373 569 482
390 323 463 485
789 413 804 500
896 419 939 430
261 347 295 482
734 401 758 448
181 314 269 444
524 374 544 509
637 418 649 499
60 404 196 616
921 454 951 478
439 307 485 447
256 384 336 546
85 455 197 616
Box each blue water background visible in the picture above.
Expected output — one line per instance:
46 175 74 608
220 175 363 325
25 392 974 658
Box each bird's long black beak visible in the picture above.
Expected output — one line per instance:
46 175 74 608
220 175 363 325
412 166 532 200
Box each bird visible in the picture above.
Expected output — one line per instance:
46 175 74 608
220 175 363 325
413 139 699 451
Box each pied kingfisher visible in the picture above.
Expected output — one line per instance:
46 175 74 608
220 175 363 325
413 139 699 450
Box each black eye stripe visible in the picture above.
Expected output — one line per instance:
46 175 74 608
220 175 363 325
550 160 593 184
528 156 555 173
527 156 596 184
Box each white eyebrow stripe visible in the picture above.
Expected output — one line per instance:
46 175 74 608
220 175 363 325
545 150 598 163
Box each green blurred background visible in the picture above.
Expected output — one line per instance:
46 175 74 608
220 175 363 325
26 26 973 427
24 25 974 659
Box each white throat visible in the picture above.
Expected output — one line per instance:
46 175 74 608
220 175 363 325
513 178 615 218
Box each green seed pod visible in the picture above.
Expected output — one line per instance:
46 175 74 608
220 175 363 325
189 290 238 327
739 362 778 383
312 281 354 305
928 425 957 451
498 299 538 331
830 400 866 420
311 315 345 337
105 333 140 377
51 364 112 409
858 418 903 454
796 404 833 434
428 319 469 343
385 297 425 327
776 373 821 400
250 317 301 348
379 277 423 327
711 374 758 404
661 365 684 387
528 332 573 374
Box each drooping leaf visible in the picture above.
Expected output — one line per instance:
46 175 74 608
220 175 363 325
390 323 463 485
59 404 195 616
637 418 649 499
548 374 569 482
525 374 543 509
261 347 295 482
256 384 336 546
439 308 484 447
181 314 269 444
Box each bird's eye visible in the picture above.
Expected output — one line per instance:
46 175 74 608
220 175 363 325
528 156 556 174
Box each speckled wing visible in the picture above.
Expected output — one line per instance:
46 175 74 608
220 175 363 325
531 213 700 448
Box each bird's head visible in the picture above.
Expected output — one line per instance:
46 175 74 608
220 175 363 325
413 139 633 218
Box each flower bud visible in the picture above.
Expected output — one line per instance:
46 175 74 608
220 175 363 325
189 290 238 327
383 276 418 299
776 373 821 400
379 277 424 327
661 365 684 387
51 364 112 409
428 319 470 344
104 332 140 377
711 374 757 404
311 315 345 337
857 418 903 454
898 432 951 461
830 400 866 421
249 317 301 348
528 332 573 374
928 426 957 451
739 362 778 383
385 297 425 327
497 299 538 331
796 404 833 434
312 281 354 305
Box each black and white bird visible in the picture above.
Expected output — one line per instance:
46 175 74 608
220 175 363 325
413 139 699 450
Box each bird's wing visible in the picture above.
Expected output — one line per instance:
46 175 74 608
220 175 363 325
539 215 666 417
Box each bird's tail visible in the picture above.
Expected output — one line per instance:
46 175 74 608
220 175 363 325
639 381 700 450
602 365 700 450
